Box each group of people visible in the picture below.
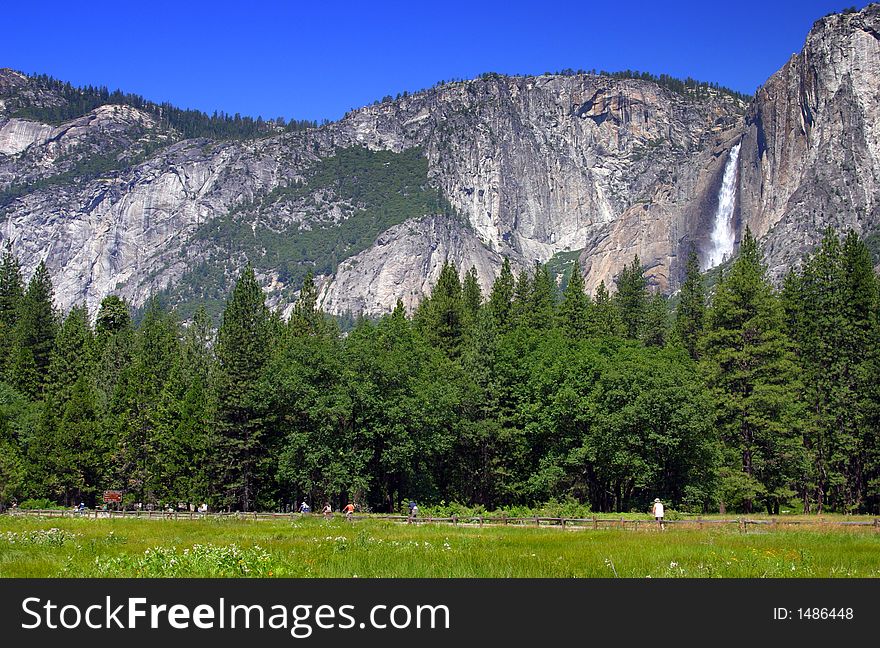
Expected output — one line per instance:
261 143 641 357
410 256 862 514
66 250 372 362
293 498 663 527
295 500 420 520
298 501 357 519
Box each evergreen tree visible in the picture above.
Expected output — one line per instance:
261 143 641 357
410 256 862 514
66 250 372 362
642 293 670 347
0 249 24 376
0 383 27 507
290 270 321 335
95 295 131 337
556 263 591 339
672 247 706 359
840 231 880 511
528 263 557 330
787 229 880 512
461 266 483 330
488 258 515 332
8 262 57 398
701 229 803 514
416 261 463 357
212 266 272 510
615 256 648 339
109 300 181 503
33 306 102 505
589 281 623 338
510 269 532 328
151 306 213 504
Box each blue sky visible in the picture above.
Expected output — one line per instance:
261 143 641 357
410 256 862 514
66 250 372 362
1 1 870 122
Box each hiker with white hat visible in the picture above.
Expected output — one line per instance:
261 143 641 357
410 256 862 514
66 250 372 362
652 498 665 530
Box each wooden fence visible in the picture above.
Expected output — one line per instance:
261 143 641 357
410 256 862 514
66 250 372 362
6 509 880 531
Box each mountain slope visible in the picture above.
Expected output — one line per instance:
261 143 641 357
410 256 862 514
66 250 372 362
738 5 880 278
1 5 878 317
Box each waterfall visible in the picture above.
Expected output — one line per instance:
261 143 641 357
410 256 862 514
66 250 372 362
705 142 741 269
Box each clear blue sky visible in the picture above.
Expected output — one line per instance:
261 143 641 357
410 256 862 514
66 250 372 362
1 1 871 123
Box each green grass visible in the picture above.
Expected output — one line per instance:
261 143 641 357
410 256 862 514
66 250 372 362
1 516 878 578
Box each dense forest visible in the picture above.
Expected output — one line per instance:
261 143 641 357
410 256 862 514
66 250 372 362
0 227 878 515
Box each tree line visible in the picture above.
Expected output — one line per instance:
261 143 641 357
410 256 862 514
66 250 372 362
0 227 878 514
14 73 319 140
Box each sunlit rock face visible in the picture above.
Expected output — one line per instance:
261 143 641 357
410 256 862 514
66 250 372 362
1 5 879 316
737 5 880 281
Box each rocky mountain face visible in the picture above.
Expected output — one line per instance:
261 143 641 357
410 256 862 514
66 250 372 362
738 5 880 279
1 5 878 319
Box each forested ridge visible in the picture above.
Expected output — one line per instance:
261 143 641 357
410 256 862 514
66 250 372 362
11 72 319 139
0 228 878 515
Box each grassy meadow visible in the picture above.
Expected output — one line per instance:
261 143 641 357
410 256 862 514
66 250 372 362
1 515 879 578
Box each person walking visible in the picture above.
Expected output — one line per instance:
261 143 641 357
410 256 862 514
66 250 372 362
343 502 355 520
652 498 665 530
322 502 332 519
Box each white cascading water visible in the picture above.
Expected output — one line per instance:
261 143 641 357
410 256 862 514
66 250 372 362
705 142 741 269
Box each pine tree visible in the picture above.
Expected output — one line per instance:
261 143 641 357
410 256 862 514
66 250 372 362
556 263 590 338
840 230 879 511
510 269 532 328
212 266 272 511
789 229 880 512
417 261 463 357
95 295 131 337
0 249 24 376
488 258 515 332
8 262 57 398
589 281 623 338
290 270 321 335
461 266 483 330
31 305 103 505
152 306 214 504
672 247 706 359
642 293 670 347
615 256 648 339
701 229 803 514
528 263 557 330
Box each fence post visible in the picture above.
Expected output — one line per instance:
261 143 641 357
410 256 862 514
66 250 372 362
593 516 597 530
561 518 567 529
874 518 878 533
698 516 703 531
452 514 458 526
502 515 507 525
479 516 484 528
534 516 539 527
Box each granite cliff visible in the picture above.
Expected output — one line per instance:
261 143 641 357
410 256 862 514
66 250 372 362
1 5 878 318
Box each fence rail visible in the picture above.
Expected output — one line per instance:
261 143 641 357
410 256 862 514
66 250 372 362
6 509 880 531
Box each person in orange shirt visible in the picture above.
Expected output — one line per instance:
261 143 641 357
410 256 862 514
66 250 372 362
343 503 355 519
